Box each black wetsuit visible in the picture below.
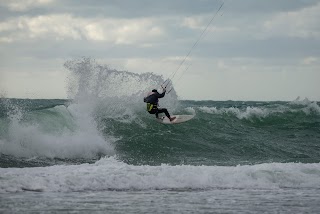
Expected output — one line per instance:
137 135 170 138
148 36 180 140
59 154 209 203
144 91 171 119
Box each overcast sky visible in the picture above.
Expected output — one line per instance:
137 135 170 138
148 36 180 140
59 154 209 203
0 0 319 101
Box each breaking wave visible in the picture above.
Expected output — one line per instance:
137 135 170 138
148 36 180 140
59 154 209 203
1 157 320 193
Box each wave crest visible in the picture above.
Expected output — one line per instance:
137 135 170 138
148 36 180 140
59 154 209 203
1 157 319 193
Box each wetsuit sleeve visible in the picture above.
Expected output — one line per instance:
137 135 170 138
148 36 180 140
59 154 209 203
157 91 166 98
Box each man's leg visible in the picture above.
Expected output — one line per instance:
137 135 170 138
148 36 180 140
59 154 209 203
148 109 159 118
157 108 171 119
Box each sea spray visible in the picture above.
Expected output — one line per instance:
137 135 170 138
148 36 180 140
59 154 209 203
64 58 179 133
0 58 181 162
0 102 114 159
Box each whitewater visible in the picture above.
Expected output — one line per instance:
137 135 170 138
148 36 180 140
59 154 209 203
1 58 320 213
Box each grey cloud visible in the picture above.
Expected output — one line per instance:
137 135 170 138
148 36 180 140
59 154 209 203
47 0 320 18
53 0 223 18
226 0 319 14
0 0 222 19
53 0 320 18
2 0 318 20
193 37 320 58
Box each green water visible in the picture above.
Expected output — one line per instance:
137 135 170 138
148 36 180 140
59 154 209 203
1 98 319 167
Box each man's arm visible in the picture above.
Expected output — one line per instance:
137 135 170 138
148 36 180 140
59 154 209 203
157 90 166 98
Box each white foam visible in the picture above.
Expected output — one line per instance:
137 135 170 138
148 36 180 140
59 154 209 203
199 106 272 120
199 106 219 114
0 105 115 158
290 97 320 114
290 96 311 106
1 157 319 193
198 101 320 120
184 107 196 115
301 102 320 115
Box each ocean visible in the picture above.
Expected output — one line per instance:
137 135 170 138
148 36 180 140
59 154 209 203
1 59 320 213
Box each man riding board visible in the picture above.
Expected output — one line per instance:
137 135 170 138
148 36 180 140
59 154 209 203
144 88 176 121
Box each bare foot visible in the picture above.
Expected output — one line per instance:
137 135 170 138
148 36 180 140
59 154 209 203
169 117 176 122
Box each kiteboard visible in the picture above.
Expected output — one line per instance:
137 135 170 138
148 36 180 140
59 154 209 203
157 114 195 124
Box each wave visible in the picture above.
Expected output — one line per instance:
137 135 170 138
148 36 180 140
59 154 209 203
1 98 320 166
196 100 320 120
1 157 319 193
0 104 114 159
0 58 177 162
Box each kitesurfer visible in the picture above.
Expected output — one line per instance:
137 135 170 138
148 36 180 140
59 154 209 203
144 88 176 121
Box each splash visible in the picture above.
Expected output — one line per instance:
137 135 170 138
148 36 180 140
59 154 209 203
0 101 114 159
64 58 178 101
64 58 179 125
0 58 180 160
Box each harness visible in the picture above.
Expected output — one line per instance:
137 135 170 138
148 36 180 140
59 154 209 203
144 92 159 112
147 103 157 112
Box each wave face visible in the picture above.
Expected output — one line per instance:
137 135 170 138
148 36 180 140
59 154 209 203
1 157 320 193
112 98 320 166
2 98 319 166
0 59 320 169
